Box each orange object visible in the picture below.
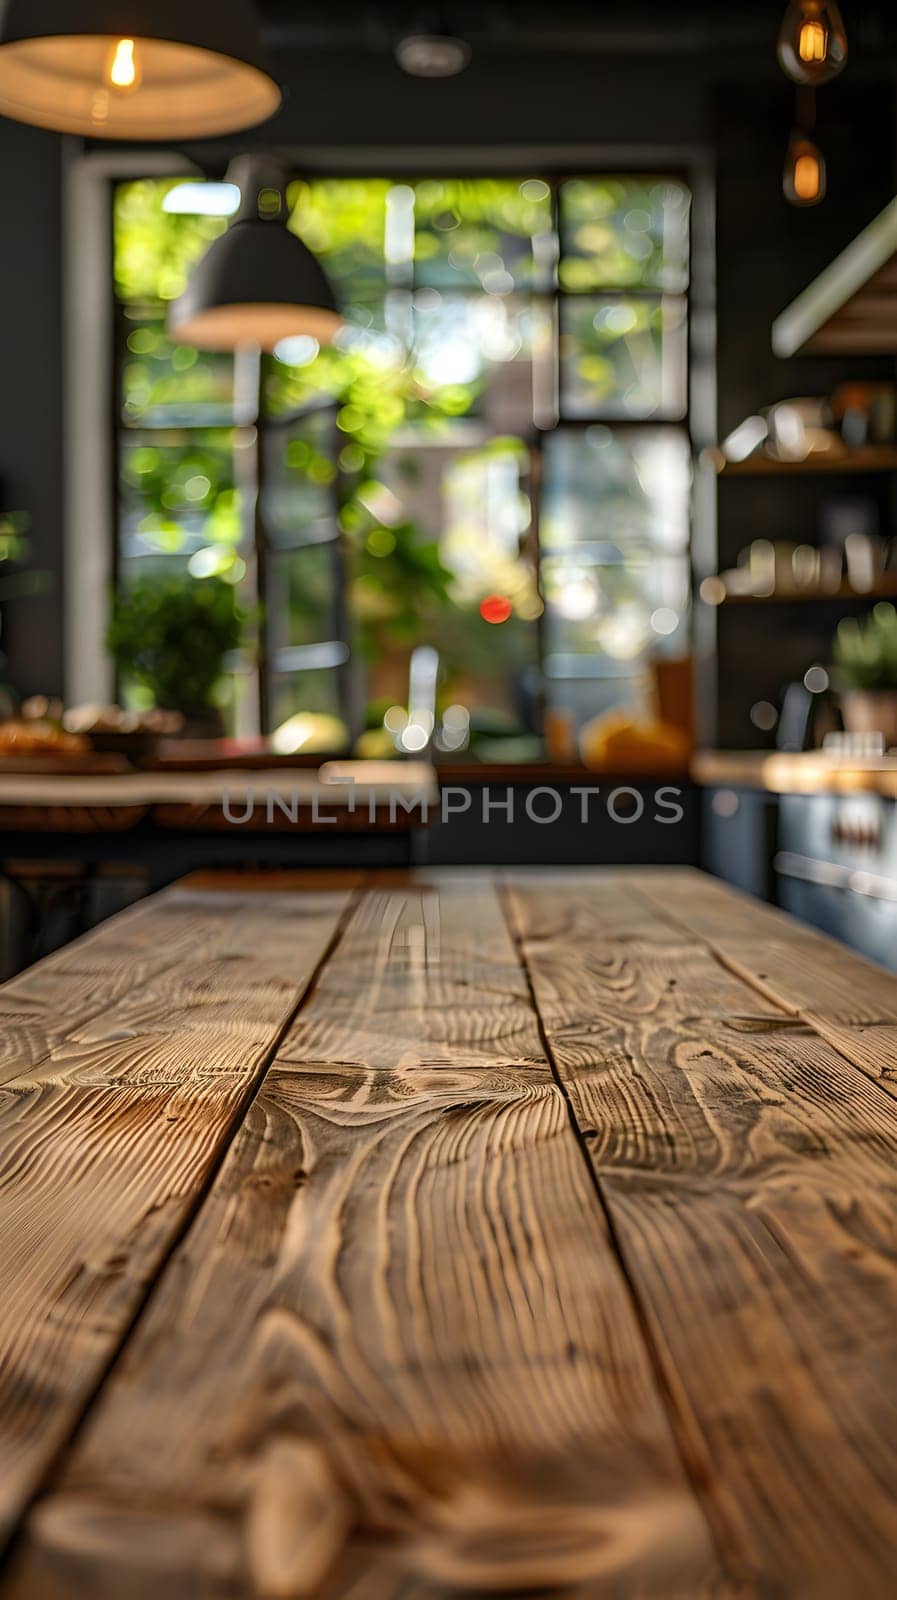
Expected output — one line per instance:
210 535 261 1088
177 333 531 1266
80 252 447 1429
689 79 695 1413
480 595 513 625
544 709 578 765
652 656 696 751
0 720 89 756
579 709 689 773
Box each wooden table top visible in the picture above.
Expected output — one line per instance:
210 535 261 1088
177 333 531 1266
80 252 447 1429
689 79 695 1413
1 867 896 1598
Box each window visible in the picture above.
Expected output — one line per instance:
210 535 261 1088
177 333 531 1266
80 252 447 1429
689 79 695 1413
113 172 692 749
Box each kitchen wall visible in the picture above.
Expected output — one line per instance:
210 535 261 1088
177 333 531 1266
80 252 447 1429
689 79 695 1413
715 76 897 747
0 35 895 715
0 121 64 700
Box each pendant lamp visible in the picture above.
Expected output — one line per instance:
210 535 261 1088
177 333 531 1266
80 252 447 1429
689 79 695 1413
777 1 848 88
0 1 281 140
168 159 342 353
783 129 827 206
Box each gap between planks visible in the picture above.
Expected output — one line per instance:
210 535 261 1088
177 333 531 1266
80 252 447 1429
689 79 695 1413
12 868 895 1598
503 870 897 1597
3 873 729 1600
497 878 746 1597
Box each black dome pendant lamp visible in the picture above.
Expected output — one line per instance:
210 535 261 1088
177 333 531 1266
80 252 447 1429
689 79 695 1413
0 0 281 140
168 159 342 353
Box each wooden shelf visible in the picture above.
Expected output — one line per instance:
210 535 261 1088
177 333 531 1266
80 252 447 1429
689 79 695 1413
710 580 897 607
713 588 895 604
772 196 897 357
712 446 897 477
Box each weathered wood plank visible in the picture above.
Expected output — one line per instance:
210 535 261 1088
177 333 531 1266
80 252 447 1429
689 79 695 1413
507 874 897 1598
5 879 727 1599
632 870 897 1098
0 887 284 1086
0 885 353 1555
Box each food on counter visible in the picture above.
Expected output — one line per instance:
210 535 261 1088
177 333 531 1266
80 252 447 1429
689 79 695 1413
0 719 89 755
271 713 349 756
20 695 64 724
62 704 184 735
579 709 689 772
354 727 395 761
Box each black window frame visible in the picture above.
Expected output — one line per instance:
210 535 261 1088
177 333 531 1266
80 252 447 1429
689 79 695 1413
111 164 696 740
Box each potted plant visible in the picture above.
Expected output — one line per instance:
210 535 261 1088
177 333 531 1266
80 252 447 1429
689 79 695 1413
0 509 49 720
106 573 244 738
832 602 897 747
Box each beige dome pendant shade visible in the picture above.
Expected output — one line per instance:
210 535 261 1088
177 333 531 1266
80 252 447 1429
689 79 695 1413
168 160 342 352
0 0 281 140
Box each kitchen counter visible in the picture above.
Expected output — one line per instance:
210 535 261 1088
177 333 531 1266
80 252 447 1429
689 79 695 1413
0 760 699 881
0 761 438 829
695 751 897 967
693 749 897 797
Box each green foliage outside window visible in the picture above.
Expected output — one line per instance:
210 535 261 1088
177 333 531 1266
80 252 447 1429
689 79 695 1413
114 172 691 735
559 177 690 292
115 181 228 305
121 433 242 562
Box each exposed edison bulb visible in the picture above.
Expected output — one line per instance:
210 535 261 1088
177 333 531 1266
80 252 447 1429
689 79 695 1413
799 20 827 62
778 1 848 86
783 132 827 207
107 38 140 92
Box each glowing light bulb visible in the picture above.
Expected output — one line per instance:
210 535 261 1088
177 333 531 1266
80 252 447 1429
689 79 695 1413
783 132 827 207
778 2 847 86
108 38 139 91
794 154 821 201
799 20 827 62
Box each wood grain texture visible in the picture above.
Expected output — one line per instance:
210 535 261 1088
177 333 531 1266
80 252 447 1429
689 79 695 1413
0 883 333 1086
5 878 725 1600
506 873 897 1598
0 891 212 1084
0 884 352 1554
632 869 897 1099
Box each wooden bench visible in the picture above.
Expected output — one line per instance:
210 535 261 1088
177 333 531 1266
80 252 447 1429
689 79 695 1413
0 868 896 1597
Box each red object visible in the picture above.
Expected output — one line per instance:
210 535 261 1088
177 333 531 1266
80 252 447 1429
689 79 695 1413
480 594 513 625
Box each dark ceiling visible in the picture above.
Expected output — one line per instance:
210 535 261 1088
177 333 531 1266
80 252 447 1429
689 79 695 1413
176 2 896 159
256 2 897 60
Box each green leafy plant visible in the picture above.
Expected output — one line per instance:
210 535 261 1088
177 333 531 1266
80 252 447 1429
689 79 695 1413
106 573 244 712
833 603 897 691
0 512 52 712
